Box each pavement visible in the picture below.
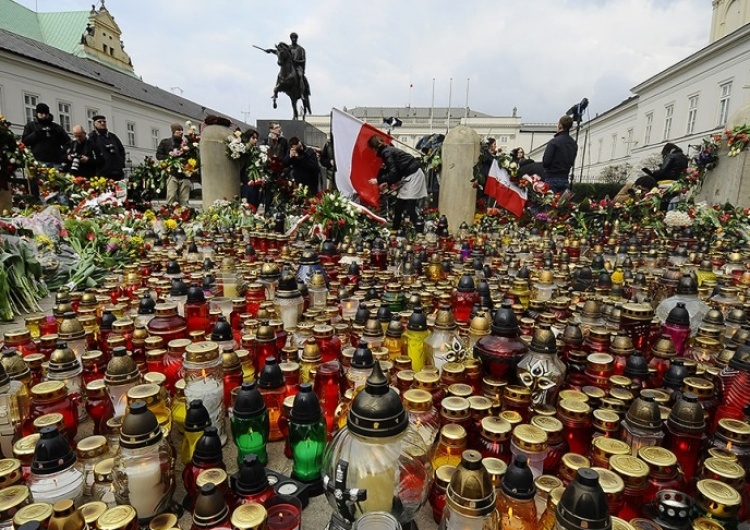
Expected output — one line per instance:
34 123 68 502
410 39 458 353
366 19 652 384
0 295 438 529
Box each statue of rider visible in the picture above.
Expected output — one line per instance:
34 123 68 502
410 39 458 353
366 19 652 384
265 32 307 97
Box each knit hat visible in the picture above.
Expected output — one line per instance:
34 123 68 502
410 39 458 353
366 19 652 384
35 103 50 114
91 115 106 122
171 122 183 133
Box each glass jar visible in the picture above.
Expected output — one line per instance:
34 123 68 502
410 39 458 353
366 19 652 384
12 501 54 530
23 381 78 441
170 379 186 434
231 382 269 467
104 347 142 419
431 424 467 469
4 329 39 358
509 424 548 479
477 416 511 464
82 350 107 386
638 446 684 506
45 342 85 420
619 303 653 352
76 435 110 497
530 415 566 475
96 504 139 530
313 360 341 435
112 402 174 524
127 384 171 436
289 384 327 484
691 479 741 528
0 369 24 458
516 323 566 406
314 324 341 364
0 485 31 530
146 304 187 344
28 427 84 505
424 306 460 373
403 389 440 448
222 350 245 408
556 398 592 457
609 454 649 520
183 342 227 445
12 433 39 481
91 458 117 507
429 465 456 523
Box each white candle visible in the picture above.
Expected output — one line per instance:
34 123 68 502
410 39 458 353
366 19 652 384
127 456 164 518
185 378 227 444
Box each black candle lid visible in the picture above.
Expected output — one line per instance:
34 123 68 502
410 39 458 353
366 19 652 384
210 316 233 342
407 306 427 332
491 303 519 335
170 279 188 297
290 383 322 424
233 454 270 495
556 469 611 530
138 293 156 315
258 358 284 389
233 382 267 419
187 286 205 304
457 274 475 292
350 341 374 370
354 306 370 326
184 400 212 432
120 400 163 449
348 362 407 438
192 426 223 465
501 454 536 500
31 426 76 475
666 302 691 327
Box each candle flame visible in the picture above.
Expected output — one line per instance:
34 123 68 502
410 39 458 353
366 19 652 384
508 507 513 518
202 368 207 382
727 441 733 451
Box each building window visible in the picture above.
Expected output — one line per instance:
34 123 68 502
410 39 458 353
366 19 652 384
86 108 99 131
151 128 160 149
126 121 136 147
597 138 604 163
644 112 653 146
625 128 634 156
718 81 732 126
663 104 674 140
58 102 72 133
23 93 39 123
500 135 509 144
686 95 699 135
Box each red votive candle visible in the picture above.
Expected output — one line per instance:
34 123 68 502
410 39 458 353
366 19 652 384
265 495 301 530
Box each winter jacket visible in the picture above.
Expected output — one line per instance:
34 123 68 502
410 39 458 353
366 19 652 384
542 130 577 181
88 129 126 180
375 145 421 186
21 118 69 164
64 138 98 178
284 145 320 195
651 148 688 181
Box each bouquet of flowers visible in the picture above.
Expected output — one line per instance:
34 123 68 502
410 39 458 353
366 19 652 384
128 156 162 200
307 191 361 242
226 130 249 161
726 124 750 157
0 115 23 192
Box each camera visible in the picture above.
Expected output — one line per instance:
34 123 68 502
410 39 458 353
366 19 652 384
42 126 51 137
70 156 80 172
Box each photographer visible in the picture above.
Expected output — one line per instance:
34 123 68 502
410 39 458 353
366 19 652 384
283 136 320 196
21 103 70 166
64 125 97 178
88 115 126 180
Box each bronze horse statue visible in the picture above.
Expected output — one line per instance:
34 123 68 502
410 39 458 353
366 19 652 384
271 43 311 120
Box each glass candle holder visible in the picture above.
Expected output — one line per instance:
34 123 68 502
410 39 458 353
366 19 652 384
104 347 142 419
127 384 172 436
28 426 84 505
510 424 548 479
183 342 227 445
75 435 109 497
231 382 269 467
23 381 78 442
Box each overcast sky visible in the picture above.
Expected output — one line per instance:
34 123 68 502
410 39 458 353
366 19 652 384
20 0 711 124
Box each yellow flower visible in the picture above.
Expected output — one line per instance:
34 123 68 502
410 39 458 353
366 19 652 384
164 219 178 230
143 210 156 221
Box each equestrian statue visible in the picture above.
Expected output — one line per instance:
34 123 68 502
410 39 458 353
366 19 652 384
255 32 311 120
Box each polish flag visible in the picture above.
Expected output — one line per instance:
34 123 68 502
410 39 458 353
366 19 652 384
331 108 390 208
485 158 528 217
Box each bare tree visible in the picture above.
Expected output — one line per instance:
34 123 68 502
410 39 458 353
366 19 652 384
598 163 632 185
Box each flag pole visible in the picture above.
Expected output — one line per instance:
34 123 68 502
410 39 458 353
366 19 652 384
447 77 453 132
430 78 435 133
464 78 470 120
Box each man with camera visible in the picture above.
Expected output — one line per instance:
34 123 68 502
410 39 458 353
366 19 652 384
156 123 190 206
88 115 126 180
284 136 320 196
64 125 97 178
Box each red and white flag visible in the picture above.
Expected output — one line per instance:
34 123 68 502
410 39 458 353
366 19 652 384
331 108 390 208
485 158 528 217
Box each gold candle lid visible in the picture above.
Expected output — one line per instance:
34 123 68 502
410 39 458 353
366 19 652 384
609 387 634 404
30 381 66 401
0 458 22 489
629 519 664 530
154 303 178 317
126 383 161 406
511 424 548 453
80 501 108 525
620 302 653 320
467 396 493 415
558 389 588 403
167 338 192 353
638 446 677 478
403 389 433 412
33 413 65 433
532 403 557 417
94 458 114 483
144 371 167 388
440 396 470 420
97 505 137 530
185 341 220 363
587 353 615 372
592 437 630 461
231 502 267 530
481 458 506 488
480 416 511 441
76 435 108 460
13 502 54 527
149 513 178 530
706 447 737 461
582 385 606 402
590 466 625 494
447 383 473 399
702 457 745 484
561 453 591 479
13 433 40 458
435 464 458 489
530 415 563 441
503 384 532 403
609 454 649 492
609 375 632 390
196 467 229 489
413 370 439 389
682 376 714 398
611 517 636 530
558 398 591 422
440 424 467 444
592 409 621 432
0 485 30 518
691 518 725 530
534 475 563 496
499 410 523 427
695 479 741 517
716 418 750 444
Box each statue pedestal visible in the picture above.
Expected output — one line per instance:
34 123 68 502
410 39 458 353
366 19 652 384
696 102 750 207
438 126 480 232
199 124 241 209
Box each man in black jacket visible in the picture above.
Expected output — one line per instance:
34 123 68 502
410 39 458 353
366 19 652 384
643 143 689 181
284 136 320 196
368 135 427 231
63 125 97 178
21 103 70 167
88 115 126 180
542 115 578 193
